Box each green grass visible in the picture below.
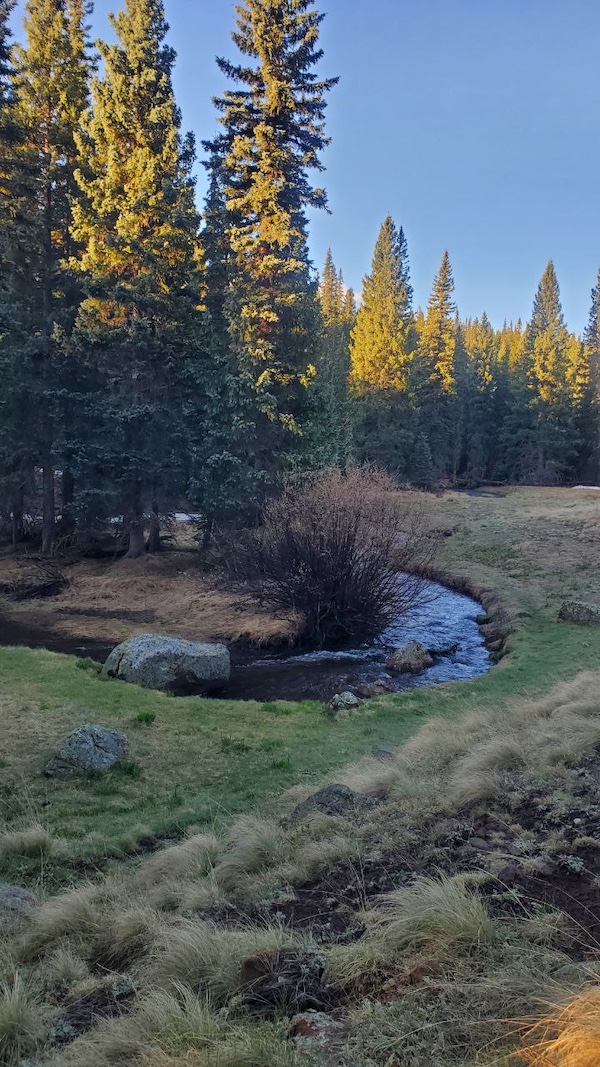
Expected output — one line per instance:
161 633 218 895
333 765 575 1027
2 486 600 892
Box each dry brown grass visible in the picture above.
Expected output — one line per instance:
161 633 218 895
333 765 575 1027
339 670 600 813
327 873 496 988
0 823 53 858
0 538 299 650
520 987 600 1066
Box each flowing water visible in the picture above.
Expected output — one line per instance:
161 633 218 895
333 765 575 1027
0 577 491 702
221 578 491 701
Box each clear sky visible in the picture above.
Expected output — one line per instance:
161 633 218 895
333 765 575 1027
11 0 600 332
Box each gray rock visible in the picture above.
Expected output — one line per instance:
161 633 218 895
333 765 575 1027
102 633 230 694
387 640 434 674
328 691 361 712
289 1011 345 1044
44 725 129 779
285 783 378 826
558 601 600 625
0 882 37 924
355 678 395 699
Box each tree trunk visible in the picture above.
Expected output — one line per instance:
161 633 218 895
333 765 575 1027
126 513 146 559
11 489 24 552
59 469 76 535
147 501 161 553
41 463 55 555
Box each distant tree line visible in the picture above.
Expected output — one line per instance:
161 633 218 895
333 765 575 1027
348 217 600 490
0 0 598 558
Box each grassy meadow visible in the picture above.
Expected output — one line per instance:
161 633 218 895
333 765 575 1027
2 487 600 885
2 486 600 1065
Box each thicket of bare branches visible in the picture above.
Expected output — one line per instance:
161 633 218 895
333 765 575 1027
230 467 436 646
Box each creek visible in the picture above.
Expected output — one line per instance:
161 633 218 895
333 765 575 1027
0 576 491 702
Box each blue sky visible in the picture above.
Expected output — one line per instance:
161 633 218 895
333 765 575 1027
11 0 600 332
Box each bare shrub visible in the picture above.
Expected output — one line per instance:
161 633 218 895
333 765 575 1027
230 467 435 646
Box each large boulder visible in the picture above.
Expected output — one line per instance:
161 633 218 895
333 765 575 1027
0 882 37 924
387 640 434 674
44 725 130 779
558 601 600 626
102 633 230 694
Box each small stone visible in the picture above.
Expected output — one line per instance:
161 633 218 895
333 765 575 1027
284 783 378 827
44 725 129 780
356 678 395 699
387 641 434 674
328 691 361 711
469 836 493 851
0 882 37 924
557 601 600 626
288 1011 344 1043
372 746 395 761
476 613 489 625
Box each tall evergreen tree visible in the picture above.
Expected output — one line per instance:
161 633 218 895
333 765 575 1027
462 314 500 484
0 0 39 545
70 0 201 555
524 261 575 481
582 267 600 482
210 0 337 479
15 0 94 551
350 217 414 391
412 250 457 476
310 249 352 467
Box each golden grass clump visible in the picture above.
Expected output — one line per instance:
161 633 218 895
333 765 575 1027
152 920 303 1005
520 988 600 1066
20 881 160 971
58 987 297 1067
339 671 600 813
0 823 54 858
0 973 50 1065
327 873 495 988
134 832 220 888
212 816 290 898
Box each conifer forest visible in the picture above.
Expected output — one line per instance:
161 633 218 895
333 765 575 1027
1 0 599 558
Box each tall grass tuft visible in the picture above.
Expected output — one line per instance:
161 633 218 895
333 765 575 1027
521 987 600 1066
0 973 49 1065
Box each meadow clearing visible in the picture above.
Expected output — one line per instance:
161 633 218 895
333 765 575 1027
1 486 600 1065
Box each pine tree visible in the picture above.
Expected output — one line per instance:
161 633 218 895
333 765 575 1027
15 0 94 551
524 262 575 482
462 314 499 484
211 0 337 478
350 217 414 391
70 0 202 555
582 268 600 482
0 0 39 546
188 146 256 533
310 249 352 467
412 251 457 477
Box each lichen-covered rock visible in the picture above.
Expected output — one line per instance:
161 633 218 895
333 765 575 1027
289 1010 345 1043
44 725 129 779
328 691 361 712
558 601 600 625
102 633 230 694
0 882 37 924
285 783 378 826
387 640 434 674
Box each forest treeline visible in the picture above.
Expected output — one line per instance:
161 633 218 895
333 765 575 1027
1 0 599 558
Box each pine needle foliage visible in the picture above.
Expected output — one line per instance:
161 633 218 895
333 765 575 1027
209 0 338 474
70 0 202 553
